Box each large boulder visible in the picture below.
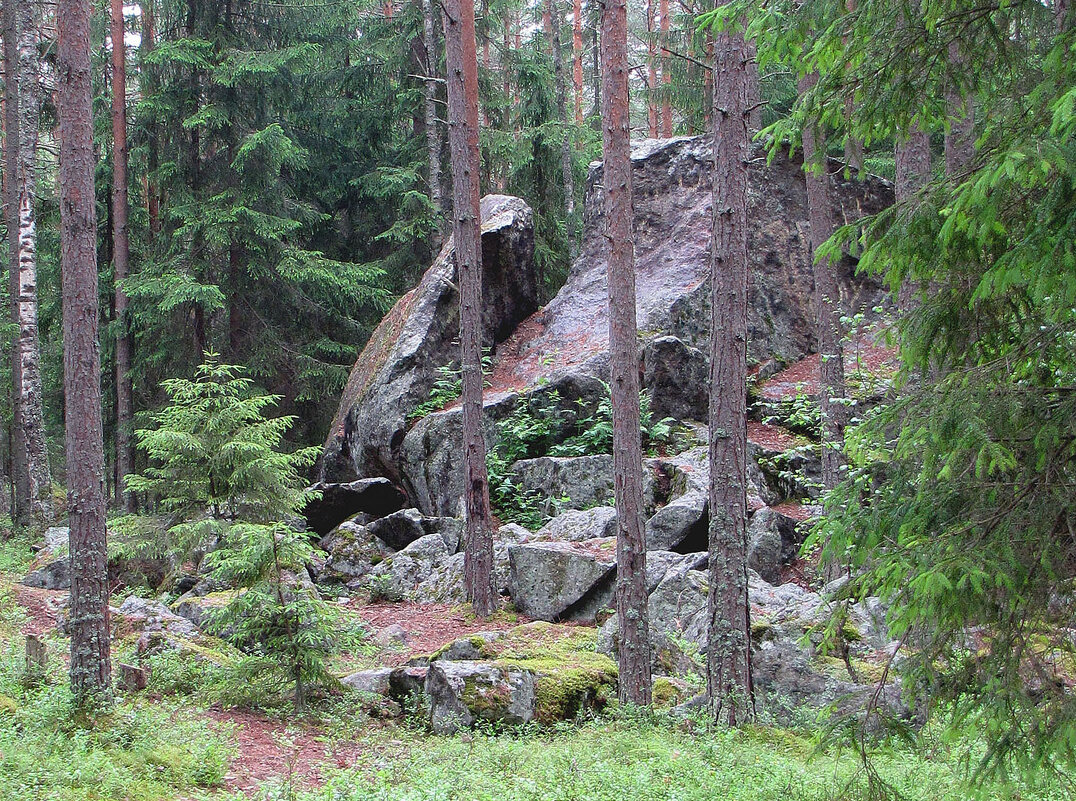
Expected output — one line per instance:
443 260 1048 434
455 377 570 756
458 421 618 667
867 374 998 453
320 195 538 487
507 539 617 622
424 623 617 732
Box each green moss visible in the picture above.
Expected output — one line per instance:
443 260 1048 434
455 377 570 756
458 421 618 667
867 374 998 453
0 694 16 715
751 619 775 641
651 677 684 708
461 678 513 719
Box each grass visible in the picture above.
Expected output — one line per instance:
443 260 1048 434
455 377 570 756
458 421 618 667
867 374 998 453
225 715 1069 801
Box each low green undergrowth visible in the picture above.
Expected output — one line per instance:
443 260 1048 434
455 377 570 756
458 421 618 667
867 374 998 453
227 715 1068 801
0 645 231 801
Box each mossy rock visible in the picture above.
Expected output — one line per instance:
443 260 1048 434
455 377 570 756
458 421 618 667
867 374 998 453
0 693 17 715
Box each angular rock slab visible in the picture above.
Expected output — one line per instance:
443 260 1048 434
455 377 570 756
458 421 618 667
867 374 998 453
507 538 617 622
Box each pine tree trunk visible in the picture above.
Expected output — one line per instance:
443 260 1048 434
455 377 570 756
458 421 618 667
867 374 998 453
707 18 753 727
646 0 657 137
423 0 443 250
550 0 575 225
841 0 862 170
799 73 846 500
572 0 583 124
659 0 671 137
944 41 974 177
4 0 52 530
111 0 135 512
142 0 160 234
442 0 495 618
590 6 600 131
600 0 651 708
58 0 112 707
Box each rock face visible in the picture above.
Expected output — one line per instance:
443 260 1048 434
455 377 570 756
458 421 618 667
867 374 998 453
319 194 537 487
320 138 891 516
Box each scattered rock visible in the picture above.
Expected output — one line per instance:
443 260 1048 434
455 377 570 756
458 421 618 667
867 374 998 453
426 660 537 733
507 539 617 623
342 667 393 695
535 507 617 542
510 455 616 513
373 623 410 648
117 595 201 639
366 534 450 600
368 508 427 551
747 508 785 584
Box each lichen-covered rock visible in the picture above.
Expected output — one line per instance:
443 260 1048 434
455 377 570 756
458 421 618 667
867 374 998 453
342 667 393 695
535 506 617 542
747 507 785 584
510 455 616 514
317 521 393 584
426 660 537 733
424 623 617 732
117 595 200 639
368 508 427 550
320 195 538 487
414 541 512 604
642 336 708 422
507 539 617 622
365 533 450 600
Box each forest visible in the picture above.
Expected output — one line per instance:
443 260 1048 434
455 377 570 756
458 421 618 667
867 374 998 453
0 0 1073 798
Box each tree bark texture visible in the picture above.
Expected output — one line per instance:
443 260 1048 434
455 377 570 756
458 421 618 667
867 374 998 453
647 0 657 137
549 0 575 223
600 0 651 707
894 124 931 313
799 73 847 498
659 0 671 137
707 20 753 727
572 0 583 123
111 0 135 512
58 0 113 705
442 0 495 618
944 40 974 177
423 0 443 251
3 0 52 530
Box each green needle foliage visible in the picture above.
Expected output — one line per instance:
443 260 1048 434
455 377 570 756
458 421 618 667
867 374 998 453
708 0 1076 780
119 358 345 710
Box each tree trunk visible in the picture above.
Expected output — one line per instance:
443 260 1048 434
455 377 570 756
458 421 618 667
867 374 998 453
944 40 974 178
141 1 160 235
600 0 651 708
646 0 657 137
550 0 575 226
706 17 753 727
58 0 112 707
4 0 52 530
111 0 135 512
659 0 671 137
894 125 930 313
799 73 846 500
442 0 495 618
423 0 443 250
842 0 862 171
590 4 600 130
572 0 583 124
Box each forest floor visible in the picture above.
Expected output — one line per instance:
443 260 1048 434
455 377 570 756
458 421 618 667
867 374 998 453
0 533 1066 801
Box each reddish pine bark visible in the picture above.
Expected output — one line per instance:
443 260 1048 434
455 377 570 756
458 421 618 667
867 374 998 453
647 0 657 137
442 0 495 617
601 0 651 708
707 18 754 726
4 0 52 530
58 0 113 705
142 0 160 234
111 0 135 512
799 73 847 499
659 0 671 137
